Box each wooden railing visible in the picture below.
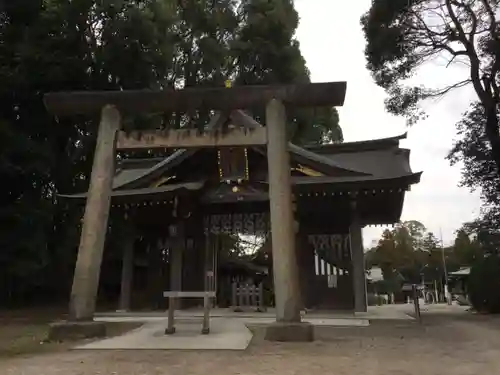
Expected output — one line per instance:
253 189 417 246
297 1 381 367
231 282 266 312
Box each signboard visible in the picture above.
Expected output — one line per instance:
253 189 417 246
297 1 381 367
203 213 269 235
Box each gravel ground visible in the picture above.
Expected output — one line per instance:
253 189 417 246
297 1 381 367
1 313 500 375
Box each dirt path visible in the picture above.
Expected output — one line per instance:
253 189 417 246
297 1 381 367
1 313 500 375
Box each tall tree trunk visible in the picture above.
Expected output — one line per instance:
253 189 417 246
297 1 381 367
484 107 500 180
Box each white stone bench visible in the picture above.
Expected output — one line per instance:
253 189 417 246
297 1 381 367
162 291 216 335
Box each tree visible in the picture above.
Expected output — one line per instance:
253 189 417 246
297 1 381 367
449 103 497 202
453 228 483 265
468 254 500 313
361 1 500 172
0 0 182 304
447 101 500 238
370 221 427 285
233 0 343 145
0 0 86 304
369 221 454 287
462 215 500 255
368 219 494 300
0 0 344 306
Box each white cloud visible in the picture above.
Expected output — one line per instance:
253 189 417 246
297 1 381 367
294 0 482 247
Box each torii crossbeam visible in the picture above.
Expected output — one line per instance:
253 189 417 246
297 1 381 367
44 82 347 115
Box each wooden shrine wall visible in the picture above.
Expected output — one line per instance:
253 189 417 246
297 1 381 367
297 229 354 311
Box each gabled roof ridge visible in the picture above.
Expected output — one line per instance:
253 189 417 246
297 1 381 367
305 133 408 154
288 143 371 176
113 133 410 190
114 111 230 189
114 149 193 190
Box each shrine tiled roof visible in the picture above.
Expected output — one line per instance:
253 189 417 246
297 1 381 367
60 133 421 199
59 181 204 199
300 133 412 178
113 149 192 189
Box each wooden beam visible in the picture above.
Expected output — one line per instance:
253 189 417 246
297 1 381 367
116 127 267 150
44 82 347 116
206 111 229 130
229 110 262 129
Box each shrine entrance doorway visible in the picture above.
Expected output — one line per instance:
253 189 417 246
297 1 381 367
202 209 271 309
307 233 354 310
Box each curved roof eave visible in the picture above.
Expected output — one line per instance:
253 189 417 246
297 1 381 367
306 133 408 154
114 149 194 190
291 171 422 186
288 143 371 176
59 181 205 200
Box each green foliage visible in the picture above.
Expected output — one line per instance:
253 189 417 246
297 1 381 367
368 220 484 293
468 255 500 313
448 103 497 204
0 0 342 306
448 103 500 240
233 0 342 145
363 0 500 262
361 0 500 166
298 107 343 146
462 215 500 256
369 221 430 286
453 229 483 265
234 0 305 85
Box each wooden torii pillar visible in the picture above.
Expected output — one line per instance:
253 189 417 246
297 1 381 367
44 82 347 341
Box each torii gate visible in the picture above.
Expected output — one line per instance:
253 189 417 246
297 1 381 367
44 82 347 341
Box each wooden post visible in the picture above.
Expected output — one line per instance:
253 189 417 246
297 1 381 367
231 282 237 308
249 284 256 307
258 283 264 311
118 232 135 312
251 285 256 307
350 200 368 313
238 284 244 308
169 224 184 310
69 105 120 321
412 284 422 323
204 233 213 304
202 293 210 334
165 297 176 334
244 284 250 307
266 99 301 323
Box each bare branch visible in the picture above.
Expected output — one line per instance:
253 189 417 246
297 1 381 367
407 7 468 59
428 78 472 97
446 0 488 102
446 53 461 68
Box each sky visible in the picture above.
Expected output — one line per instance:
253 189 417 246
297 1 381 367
293 0 482 248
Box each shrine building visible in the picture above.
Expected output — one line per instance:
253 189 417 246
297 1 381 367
62 125 421 313
45 82 421 341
